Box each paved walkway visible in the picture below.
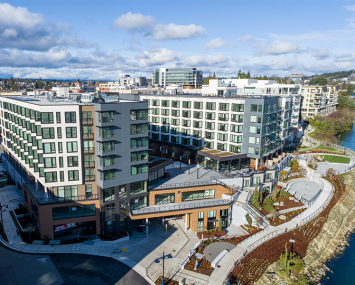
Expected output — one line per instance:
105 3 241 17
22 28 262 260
203 242 235 263
208 166 335 285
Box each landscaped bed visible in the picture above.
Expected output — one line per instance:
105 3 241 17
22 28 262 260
260 191 304 216
155 276 179 285
197 230 226 239
298 144 344 155
184 255 214 276
269 208 306 226
321 155 350 164
228 174 346 285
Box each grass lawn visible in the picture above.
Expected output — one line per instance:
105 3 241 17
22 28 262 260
321 155 350 164
298 144 344 154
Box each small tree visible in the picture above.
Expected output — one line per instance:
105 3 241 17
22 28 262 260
326 168 337 180
218 217 223 232
270 209 279 220
311 157 318 169
272 184 278 201
259 187 263 205
298 165 307 176
279 170 288 182
251 185 261 209
245 213 252 227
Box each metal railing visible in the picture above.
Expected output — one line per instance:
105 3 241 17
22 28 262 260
131 198 232 215
246 230 279 252
149 180 221 190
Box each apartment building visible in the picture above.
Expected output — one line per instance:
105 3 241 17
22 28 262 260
152 68 203 89
289 74 304 85
0 95 149 239
300 85 339 118
140 93 297 172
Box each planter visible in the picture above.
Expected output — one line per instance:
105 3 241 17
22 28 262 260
197 230 226 239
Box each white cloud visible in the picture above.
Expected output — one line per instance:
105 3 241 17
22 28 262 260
183 55 228 67
153 23 205 40
334 52 355 62
237 35 255 42
112 12 154 30
204 37 228 49
0 3 93 51
112 12 206 40
136 48 179 67
255 40 301 56
312 48 330 60
344 5 355 11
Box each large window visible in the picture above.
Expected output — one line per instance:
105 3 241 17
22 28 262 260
230 134 242 143
100 155 115 166
100 127 115 138
65 112 76 123
43 142 55 153
41 112 53 124
82 111 92 122
131 151 148 162
231 114 243 122
84 155 94 166
182 101 191 108
83 126 93 137
83 141 94 151
130 110 148 121
45 171 57 183
230 144 241 153
131 137 148 148
155 193 175 205
99 141 115 152
66 127 77 138
44 157 56 168
103 187 115 202
67 142 78 152
194 102 203 109
232 104 244 112
67 156 78 167
100 170 116 181
99 112 114 123
181 189 215 201
130 195 148 210
231 125 243 133
130 124 148 135
85 169 95 180
42 128 55 139
131 164 148 175
206 102 216 110
68 170 79 181
219 103 229 111
52 204 95 220
130 180 147 195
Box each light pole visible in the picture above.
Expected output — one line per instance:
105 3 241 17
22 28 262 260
0 202 8 225
155 251 173 285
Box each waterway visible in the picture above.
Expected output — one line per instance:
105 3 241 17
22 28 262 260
322 123 355 284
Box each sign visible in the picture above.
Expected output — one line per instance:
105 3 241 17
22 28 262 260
54 223 77 232
107 221 112 225
135 198 139 203
120 187 125 192
72 206 77 211
205 190 210 194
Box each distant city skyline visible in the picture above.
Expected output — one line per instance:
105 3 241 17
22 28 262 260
0 1 355 79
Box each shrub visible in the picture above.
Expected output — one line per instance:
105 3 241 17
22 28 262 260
279 191 291 197
211 236 214 243
245 213 252 227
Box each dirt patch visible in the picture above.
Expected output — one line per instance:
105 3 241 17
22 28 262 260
184 255 214 276
269 208 306 226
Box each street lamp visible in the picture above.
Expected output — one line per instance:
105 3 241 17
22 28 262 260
0 202 8 225
155 251 173 285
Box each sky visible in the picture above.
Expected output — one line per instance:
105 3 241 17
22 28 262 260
0 0 355 80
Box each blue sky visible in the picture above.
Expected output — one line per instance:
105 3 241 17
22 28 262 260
0 0 355 80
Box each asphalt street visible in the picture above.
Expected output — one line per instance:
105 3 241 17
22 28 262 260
0 243 149 285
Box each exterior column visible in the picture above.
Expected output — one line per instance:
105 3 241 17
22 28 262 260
255 159 259 170
146 218 149 236
185 213 188 231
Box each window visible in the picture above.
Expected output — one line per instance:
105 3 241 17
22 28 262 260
101 170 116 181
182 101 191 108
230 144 241 153
152 116 159 123
248 147 255 154
182 128 190 136
205 131 215 139
119 184 126 198
218 133 228 141
219 113 229 121
65 112 76 123
41 112 53 124
100 155 115 166
161 126 169 133
100 127 114 138
193 111 203 119
182 119 191 127
192 139 202 147
231 114 243 122
162 118 169 124
66 127 77 138
36 125 41 136
193 121 202 128
151 108 159 115
43 142 55 153
131 164 148 175
206 102 216 110
83 126 93 137
85 185 92 199
161 100 169 107
130 123 148 135
161 109 169 116
100 112 114 123
204 141 214 149
67 142 78 152
205 122 215 130
99 141 115 152
130 195 148 210
208 210 216 218
131 180 147 195
250 115 257 123
172 100 180 108
230 134 242 143
181 189 215 201
52 204 95 220
57 127 62 138
232 104 244 112
131 137 148 148
56 112 61 123
218 123 228 131
67 156 78 167
102 187 115 202
205 112 215 120
58 142 63 153
152 99 160 106
152 125 159 132
231 124 243 133
251 104 258 112
155 193 175 205
84 155 94 166
171 136 179 143
68 170 79 181
194 102 203 109
45 171 57 183
82 111 93 122
243 180 249 187
217 143 227 151
59 157 63 167
258 105 263 112
219 103 229 111
172 110 180 117
249 126 256 133
42 128 55 139
131 151 148 162
85 169 95 180
129 109 148 121
193 130 202 138
44 157 56 168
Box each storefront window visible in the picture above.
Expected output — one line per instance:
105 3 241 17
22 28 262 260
181 189 215 201
130 195 148 210
155 193 175 205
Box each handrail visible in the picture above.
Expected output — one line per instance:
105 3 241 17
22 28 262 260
149 180 221 190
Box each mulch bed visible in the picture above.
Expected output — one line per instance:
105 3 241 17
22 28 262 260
155 276 179 285
184 255 214 276
269 208 306 226
260 195 304 216
197 230 226 239
229 176 346 285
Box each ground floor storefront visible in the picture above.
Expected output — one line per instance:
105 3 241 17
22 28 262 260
197 155 251 172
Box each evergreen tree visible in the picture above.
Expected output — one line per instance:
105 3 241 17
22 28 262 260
259 187 263 205
272 184 278 201
251 185 261 209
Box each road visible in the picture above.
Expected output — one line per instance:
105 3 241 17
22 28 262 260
0 243 149 285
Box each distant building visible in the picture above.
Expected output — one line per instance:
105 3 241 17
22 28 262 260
152 68 203 89
289 74 304 85
52 86 69 98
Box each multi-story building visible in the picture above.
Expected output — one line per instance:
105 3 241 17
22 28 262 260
300 86 339 118
0 95 149 239
289 74 304 85
152 68 203 89
140 92 298 172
